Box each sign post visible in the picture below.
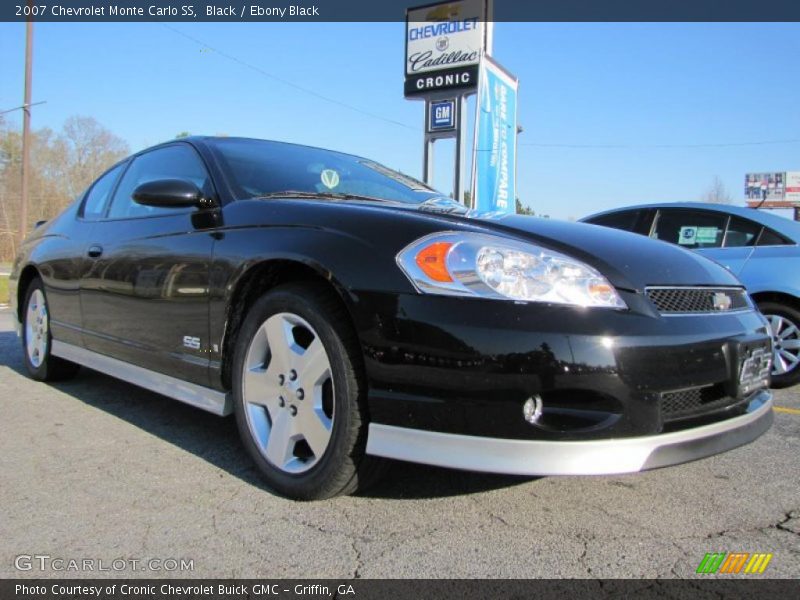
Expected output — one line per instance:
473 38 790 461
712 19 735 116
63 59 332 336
405 0 492 204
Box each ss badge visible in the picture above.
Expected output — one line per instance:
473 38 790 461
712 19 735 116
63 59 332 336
182 336 201 351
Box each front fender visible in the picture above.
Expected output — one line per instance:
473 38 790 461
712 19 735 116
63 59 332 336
206 218 426 391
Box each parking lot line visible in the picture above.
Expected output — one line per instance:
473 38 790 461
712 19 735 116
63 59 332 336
774 406 800 415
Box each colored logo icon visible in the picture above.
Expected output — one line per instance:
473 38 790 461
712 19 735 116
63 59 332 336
696 552 773 574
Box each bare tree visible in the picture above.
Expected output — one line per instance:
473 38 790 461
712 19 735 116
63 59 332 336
0 116 128 261
0 119 22 260
58 116 129 199
701 176 733 204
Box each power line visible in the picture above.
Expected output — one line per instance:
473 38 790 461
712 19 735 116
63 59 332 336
161 24 418 132
161 25 799 152
0 101 46 116
521 138 800 149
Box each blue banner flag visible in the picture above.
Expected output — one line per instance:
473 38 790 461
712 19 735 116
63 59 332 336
471 57 518 214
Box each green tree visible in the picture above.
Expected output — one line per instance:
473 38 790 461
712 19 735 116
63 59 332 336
516 197 535 216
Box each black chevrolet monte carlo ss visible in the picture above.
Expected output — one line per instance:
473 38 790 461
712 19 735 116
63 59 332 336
10 137 775 500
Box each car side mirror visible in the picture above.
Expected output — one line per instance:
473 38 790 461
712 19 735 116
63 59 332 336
132 179 207 208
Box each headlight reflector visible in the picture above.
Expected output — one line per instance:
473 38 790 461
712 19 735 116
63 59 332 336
397 232 627 309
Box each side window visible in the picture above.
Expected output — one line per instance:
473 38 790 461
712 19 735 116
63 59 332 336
586 210 641 232
107 145 210 220
81 163 125 220
724 217 761 248
652 209 727 249
758 228 791 246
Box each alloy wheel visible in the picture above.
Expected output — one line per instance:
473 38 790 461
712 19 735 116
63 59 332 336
241 312 335 474
25 289 49 368
767 313 800 376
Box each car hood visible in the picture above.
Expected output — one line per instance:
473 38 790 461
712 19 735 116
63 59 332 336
241 196 741 293
467 214 741 292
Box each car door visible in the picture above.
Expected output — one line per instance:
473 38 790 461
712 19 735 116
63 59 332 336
650 208 754 275
79 143 218 387
35 163 127 348
708 215 762 275
738 226 800 295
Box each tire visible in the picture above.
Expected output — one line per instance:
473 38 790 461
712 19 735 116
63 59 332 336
231 281 382 500
758 300 800 389
21 278 80 382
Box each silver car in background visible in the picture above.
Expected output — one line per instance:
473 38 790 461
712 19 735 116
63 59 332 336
583 202 800 388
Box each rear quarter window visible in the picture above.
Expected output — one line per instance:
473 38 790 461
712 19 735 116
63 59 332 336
758 228 793 246
80 163 125 220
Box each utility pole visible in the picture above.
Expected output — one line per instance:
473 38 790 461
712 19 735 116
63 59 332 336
19 8 34 250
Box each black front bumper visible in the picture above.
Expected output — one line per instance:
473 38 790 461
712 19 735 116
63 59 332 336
356 291 773 446
366 392 772 475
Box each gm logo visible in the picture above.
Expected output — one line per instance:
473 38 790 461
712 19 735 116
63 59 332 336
428 99 456 132
696 552 773 574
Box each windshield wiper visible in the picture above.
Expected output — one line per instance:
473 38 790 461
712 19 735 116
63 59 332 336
252 191 392 203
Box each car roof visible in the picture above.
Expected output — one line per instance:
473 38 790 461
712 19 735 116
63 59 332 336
584 202 800 243
182 135 368 161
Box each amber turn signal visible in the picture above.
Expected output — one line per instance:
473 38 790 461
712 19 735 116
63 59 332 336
415 242 454 282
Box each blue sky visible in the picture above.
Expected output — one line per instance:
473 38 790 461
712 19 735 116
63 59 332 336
1 21 798 219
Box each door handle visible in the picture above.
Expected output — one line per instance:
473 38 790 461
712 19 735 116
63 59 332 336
87 245 104 258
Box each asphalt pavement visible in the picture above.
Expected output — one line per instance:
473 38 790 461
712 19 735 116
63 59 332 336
0 308 798 579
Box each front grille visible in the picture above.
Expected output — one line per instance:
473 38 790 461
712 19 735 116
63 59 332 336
646 287 750 314
660 384 738 421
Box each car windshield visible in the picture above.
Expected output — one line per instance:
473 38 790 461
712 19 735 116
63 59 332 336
211 138 443 204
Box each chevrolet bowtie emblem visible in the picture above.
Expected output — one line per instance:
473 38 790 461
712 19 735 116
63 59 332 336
712 292 733 311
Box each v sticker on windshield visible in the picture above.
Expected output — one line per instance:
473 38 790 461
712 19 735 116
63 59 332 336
320 169 340 189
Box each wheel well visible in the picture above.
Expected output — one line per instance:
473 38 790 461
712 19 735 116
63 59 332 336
750 291 800 313
16 265 40 322
219 260 359 390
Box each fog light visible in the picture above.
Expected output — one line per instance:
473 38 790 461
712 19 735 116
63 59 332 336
523 395 543 425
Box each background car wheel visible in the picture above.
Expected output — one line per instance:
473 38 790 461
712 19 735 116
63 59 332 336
232 282 382 500
758 300 800 388
21 278 80 382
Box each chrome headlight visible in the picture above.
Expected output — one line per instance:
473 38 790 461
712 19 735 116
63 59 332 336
396 232 627 309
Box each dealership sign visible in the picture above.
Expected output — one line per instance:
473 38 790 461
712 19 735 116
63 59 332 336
745 171 800 208
404 0 488 97
428 99 457 132
471 56 518 214
787 171 800 202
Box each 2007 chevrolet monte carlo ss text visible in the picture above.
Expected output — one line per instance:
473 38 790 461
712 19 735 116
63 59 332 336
10 137 774 500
